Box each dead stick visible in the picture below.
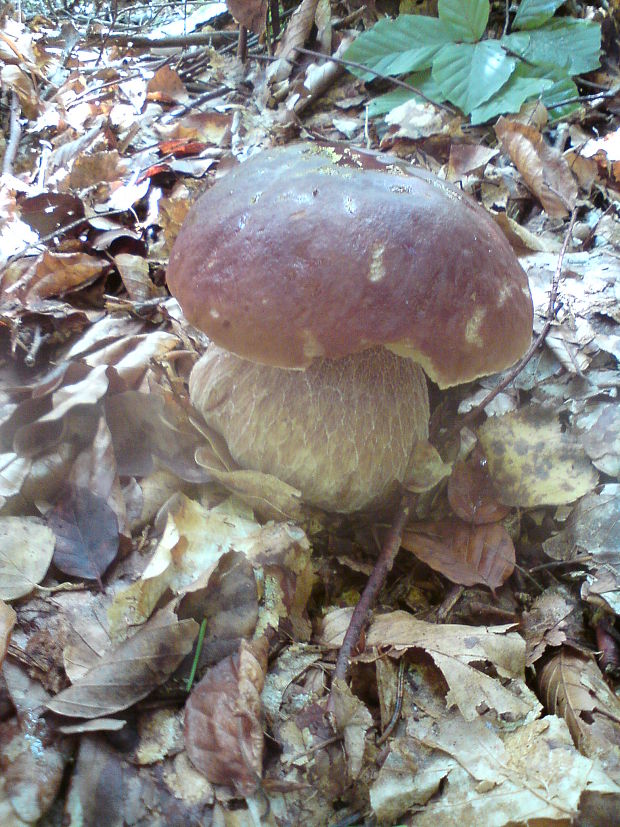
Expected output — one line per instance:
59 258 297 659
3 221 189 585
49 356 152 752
331 491 416 685
458 208 577 431
2 92 21 176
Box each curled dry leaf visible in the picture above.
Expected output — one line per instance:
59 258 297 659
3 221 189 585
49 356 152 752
184 637 269 796
539 649 620 783
447 447 510 524
0 516 56 601
46 611 198 718
402 518 515 591
495 116 578 217
495 117 577 216
478 407 598 507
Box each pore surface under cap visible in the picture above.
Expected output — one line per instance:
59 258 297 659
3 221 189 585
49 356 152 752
168 143 533 387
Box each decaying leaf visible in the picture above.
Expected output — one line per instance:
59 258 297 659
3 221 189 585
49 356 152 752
495 116 578 217
539 649 620 783
402 518 515 590
478 406 599 507
184 636 269 795
543 485 620 614
405 714 620 826
320 610 541 724
226 0 267 34
330 678 373 780
579 404 620 478
0 718 72 824
0 600 16 663
0 516 56 601
447 448 510 524
520 588 576 666
47 485 119 582
47 611 198 718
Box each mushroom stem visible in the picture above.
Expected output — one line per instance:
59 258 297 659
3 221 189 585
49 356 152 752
331 491 416 688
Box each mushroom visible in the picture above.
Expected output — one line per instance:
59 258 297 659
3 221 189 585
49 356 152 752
167 143 533 515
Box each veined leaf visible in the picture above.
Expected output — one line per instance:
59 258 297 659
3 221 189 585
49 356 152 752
502 19 601 75
438 0 489 42
366 68 446 118
513 0 566 31
470 61 559 124
343 15 453 79
432 41 516 114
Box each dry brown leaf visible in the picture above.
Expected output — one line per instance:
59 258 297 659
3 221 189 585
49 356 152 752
184 636 269 795
0 64 40 119
146 65 189 104
3 251 108 302
402 518 515 590
0 516 56 601
114 254 160 302
226 0 267 34
447 447 510 524
495 116 578 217
46 611 198 718
330 678 373 780
0 600 16 664
448 143 498 179
539 649 620 783
320 610 540 723
520 588 576 666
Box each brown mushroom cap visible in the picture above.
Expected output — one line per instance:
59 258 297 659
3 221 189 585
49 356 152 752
167 142 533 388
190 344 429 513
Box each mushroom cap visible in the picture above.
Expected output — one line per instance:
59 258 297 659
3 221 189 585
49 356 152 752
190 344 429 513
167 143 533 388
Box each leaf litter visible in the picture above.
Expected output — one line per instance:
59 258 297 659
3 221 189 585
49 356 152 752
0 0 619 824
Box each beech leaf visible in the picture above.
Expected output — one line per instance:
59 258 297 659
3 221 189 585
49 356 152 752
184 637 268 795
402 518 515 590
0 517 56 601
46 612 198 718
47 486 119 582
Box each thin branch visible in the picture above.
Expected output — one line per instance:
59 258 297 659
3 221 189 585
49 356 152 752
331 491 416 688
457 208 578 431
2 92 22 177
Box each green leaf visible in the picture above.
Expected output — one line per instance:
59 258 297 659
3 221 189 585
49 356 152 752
542 77 581 121
432 41 516 113
470 74 552 124
502 19 601 75
366 69 446 117
438 0 489 42
512 0 566 30
343 15 453 80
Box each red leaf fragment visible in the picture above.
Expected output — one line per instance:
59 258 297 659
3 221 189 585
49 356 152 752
47 485 119 582
184 637 268 796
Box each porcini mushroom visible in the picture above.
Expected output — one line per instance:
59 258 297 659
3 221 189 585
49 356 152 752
167 143 533 514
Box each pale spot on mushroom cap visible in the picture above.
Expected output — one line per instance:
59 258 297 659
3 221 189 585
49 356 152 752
302 329 325 360
465 307 486 345
368 243 386 283
210 308 220 319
